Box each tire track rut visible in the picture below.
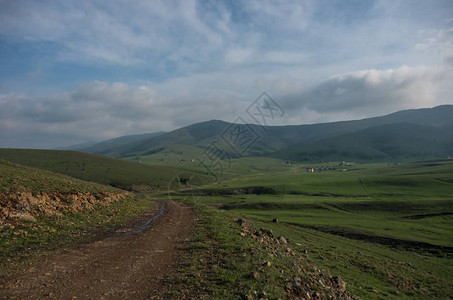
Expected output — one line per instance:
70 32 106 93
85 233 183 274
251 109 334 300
0 200 194 299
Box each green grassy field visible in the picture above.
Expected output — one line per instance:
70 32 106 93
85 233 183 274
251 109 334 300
167 159 453 298
1 146 452 298
0 149 211 190
0 159 119 194
123 145 293 177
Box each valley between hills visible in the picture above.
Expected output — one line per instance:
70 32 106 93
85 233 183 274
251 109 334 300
1 105 453 299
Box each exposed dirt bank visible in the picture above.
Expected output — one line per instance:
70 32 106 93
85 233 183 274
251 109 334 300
0 200 195 299
0 190 129 224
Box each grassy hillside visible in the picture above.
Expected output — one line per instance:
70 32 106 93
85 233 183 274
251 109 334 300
169 160 453 298
271 123 453 162
2 144 452 297
0 149 211 190
124 144 205 167
0 159 119 195
82 120 230 157
122 145 293 177
79 105 453 163
78 131 166 154
209 159 453 199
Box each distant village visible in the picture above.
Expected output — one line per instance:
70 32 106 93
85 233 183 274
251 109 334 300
305 161 353 172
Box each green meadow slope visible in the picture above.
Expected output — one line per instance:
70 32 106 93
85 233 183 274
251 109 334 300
72 131 166 154
1 145 452 298
0 159 121 195
0 149 211 190
168 159 453 298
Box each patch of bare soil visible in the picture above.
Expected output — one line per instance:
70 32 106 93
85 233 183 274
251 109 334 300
0 190 129 224
0 200 194 299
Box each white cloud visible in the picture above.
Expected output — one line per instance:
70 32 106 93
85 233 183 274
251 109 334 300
0 81 244 148
1 1 453 148
1 0 450 74
2 64 452 148
280 65 453 119
0 1 230 67
415 27 453 64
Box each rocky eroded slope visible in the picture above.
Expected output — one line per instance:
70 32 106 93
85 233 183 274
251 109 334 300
0 159 129 226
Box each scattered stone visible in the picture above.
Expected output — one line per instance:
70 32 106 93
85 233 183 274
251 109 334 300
256 228 274 237
18 212 36 222
277 236 288 244
286 248 295 256
237 219 255 232
235 222 355 299
332 276 346 291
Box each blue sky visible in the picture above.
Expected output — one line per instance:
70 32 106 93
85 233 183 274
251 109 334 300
1 0 452 148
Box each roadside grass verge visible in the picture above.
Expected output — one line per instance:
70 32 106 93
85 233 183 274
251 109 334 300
246 217 453 299
203 195 453 297
167 199 452 299
163 202 353 299
166 160 453 298
163 203 287 298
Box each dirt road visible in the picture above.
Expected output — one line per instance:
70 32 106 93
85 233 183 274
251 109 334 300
0 200 194 299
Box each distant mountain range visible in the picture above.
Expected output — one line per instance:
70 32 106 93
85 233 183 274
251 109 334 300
77 105 453 162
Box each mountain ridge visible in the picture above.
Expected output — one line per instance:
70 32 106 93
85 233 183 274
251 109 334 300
78 105 453 162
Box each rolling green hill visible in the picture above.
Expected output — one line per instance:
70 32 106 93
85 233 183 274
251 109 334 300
271 123 453 162
75 131 166 154
81 120 231 157
0 159 120 195
0 149 211 190
78 105 453 162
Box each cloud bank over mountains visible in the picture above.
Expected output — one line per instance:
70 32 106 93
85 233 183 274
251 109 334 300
0 0 452 148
